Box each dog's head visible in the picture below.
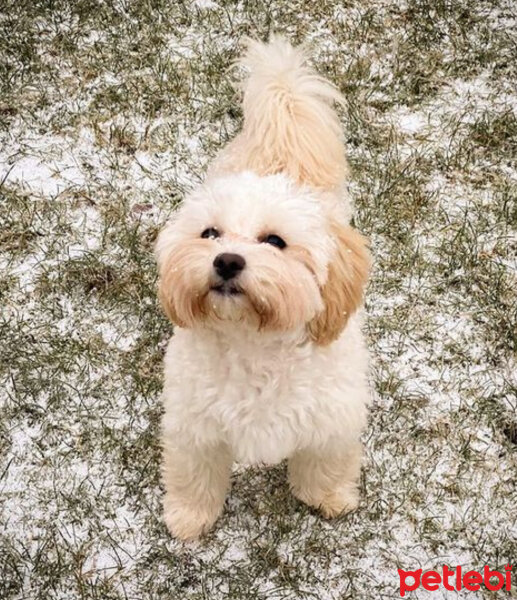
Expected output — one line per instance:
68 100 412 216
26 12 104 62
156 172 370 344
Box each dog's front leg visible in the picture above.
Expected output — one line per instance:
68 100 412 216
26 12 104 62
162 440 232 540
288 439 362 518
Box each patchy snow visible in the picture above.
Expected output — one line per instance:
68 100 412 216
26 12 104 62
396 110 428 135
193 0 220 9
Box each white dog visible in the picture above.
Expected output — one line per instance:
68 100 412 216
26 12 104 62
155 36 371 540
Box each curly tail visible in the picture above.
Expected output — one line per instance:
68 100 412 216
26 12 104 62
212 36 348 191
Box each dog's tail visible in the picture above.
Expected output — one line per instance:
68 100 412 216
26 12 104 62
219 36 348 190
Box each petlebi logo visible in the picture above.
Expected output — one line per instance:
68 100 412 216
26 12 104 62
398 564 512 597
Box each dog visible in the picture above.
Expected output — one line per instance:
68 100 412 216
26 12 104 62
155 36 371 540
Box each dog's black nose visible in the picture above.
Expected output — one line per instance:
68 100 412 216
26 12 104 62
213 253 246 280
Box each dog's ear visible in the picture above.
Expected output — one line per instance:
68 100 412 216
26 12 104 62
156 225 188 328
157 263 186 328
308 221 370 345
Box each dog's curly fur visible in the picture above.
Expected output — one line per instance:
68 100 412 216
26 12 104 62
156 36 371 540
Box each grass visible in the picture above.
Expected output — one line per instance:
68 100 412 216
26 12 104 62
1 0 516 598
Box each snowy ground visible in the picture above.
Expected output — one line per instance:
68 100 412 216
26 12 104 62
1 1 516 598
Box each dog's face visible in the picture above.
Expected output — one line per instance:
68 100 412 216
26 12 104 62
156 172 370 344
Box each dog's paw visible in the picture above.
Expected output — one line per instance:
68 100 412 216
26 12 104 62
318 486 359 518
163 495 221 540
292 483 359 519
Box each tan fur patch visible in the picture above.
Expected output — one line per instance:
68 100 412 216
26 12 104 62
308 222 371 345
157 239 210 327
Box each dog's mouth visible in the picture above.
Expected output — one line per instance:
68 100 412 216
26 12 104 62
210 283 243 296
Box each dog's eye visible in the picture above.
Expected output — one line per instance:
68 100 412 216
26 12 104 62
201 228 220 240
262 234 287 249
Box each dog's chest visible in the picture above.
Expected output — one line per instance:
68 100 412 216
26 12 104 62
206 344 321 464
164 329 363 465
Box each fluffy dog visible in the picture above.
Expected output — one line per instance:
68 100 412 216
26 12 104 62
155 36 371 540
